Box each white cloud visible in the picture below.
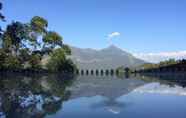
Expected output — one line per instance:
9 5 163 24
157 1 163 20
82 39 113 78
108 32 121 39
133 51 186 63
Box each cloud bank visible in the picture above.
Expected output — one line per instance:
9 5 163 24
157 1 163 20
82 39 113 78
133 51 186 63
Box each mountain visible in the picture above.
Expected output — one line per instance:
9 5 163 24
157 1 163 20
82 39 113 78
70 45 146 69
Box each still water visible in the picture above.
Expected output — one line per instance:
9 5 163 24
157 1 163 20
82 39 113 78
0 73 186 118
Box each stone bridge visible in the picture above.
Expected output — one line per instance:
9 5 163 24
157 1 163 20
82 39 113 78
76 69 119 75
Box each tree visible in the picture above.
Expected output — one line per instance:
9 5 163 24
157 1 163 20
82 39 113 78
1 16 63 55
60 59 77 73
0 16 68 70
43 31 63 50
46 48 66 72
159 58 177 67
30 16 48 33
0 49 6 69
4 55 21 70
0 14 75 72
28 54 42 69
2 22 28 55
19 48 30 63
62 44 71 55
46 42 77 73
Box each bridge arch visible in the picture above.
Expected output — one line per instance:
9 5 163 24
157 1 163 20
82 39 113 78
86 69 89 75
81 69 84 75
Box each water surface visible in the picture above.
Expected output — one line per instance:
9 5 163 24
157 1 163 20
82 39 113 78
0 73 186 118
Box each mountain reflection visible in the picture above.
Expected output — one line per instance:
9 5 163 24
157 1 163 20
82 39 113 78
67 75 146 100
90 97 128 114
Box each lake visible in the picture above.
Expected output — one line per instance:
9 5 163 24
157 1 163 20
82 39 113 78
0 73 186 118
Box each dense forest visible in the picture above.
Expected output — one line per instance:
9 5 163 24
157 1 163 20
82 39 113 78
0 2 77 73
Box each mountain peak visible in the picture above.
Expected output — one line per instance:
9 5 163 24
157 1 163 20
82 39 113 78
107 44 118 49
103 45 124 53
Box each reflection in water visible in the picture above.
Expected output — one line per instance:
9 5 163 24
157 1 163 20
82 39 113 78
134 82 186 96
0 74 75 118
133 73 186 96
138 73 186 88
90 97 127 114
67 75 145 100
0 73 186 118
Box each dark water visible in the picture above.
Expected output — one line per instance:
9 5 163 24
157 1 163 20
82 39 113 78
0 73 186 118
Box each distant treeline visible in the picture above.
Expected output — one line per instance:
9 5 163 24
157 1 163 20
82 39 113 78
137 59 186 73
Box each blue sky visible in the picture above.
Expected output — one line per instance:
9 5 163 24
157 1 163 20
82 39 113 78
2 0 186 53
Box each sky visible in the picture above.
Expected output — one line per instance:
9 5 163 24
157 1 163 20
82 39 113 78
1 0 186 62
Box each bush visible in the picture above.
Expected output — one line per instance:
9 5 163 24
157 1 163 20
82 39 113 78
0 49 6 69
28 54 42 69
47 48 76 73
4 55 22 70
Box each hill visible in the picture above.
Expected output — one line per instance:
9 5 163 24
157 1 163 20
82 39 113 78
70 45 146 69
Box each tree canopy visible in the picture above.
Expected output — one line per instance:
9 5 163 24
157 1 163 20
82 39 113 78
0 15 76 72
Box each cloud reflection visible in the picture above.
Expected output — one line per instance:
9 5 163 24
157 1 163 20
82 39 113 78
134 83 186 96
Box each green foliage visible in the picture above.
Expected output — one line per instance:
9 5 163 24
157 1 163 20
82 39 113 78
43 31 63 49
139 58 181 71
140 63 158 70
47 48 66 72
31 16 48 33
3 22 27 53
0 7 75 72
47 48 76 73
62 44 71 55
61 59 77 72
0 49 22 70
0 49 6 69
19 48 30 62
4 55 22 70
159 58 177 67
2 33 12 51
29 54 42 69
1 16 63 56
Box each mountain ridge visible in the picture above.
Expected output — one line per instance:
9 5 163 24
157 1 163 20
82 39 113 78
70 45 146 69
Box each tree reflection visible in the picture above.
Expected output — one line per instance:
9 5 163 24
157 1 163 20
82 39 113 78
0 73 76 118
